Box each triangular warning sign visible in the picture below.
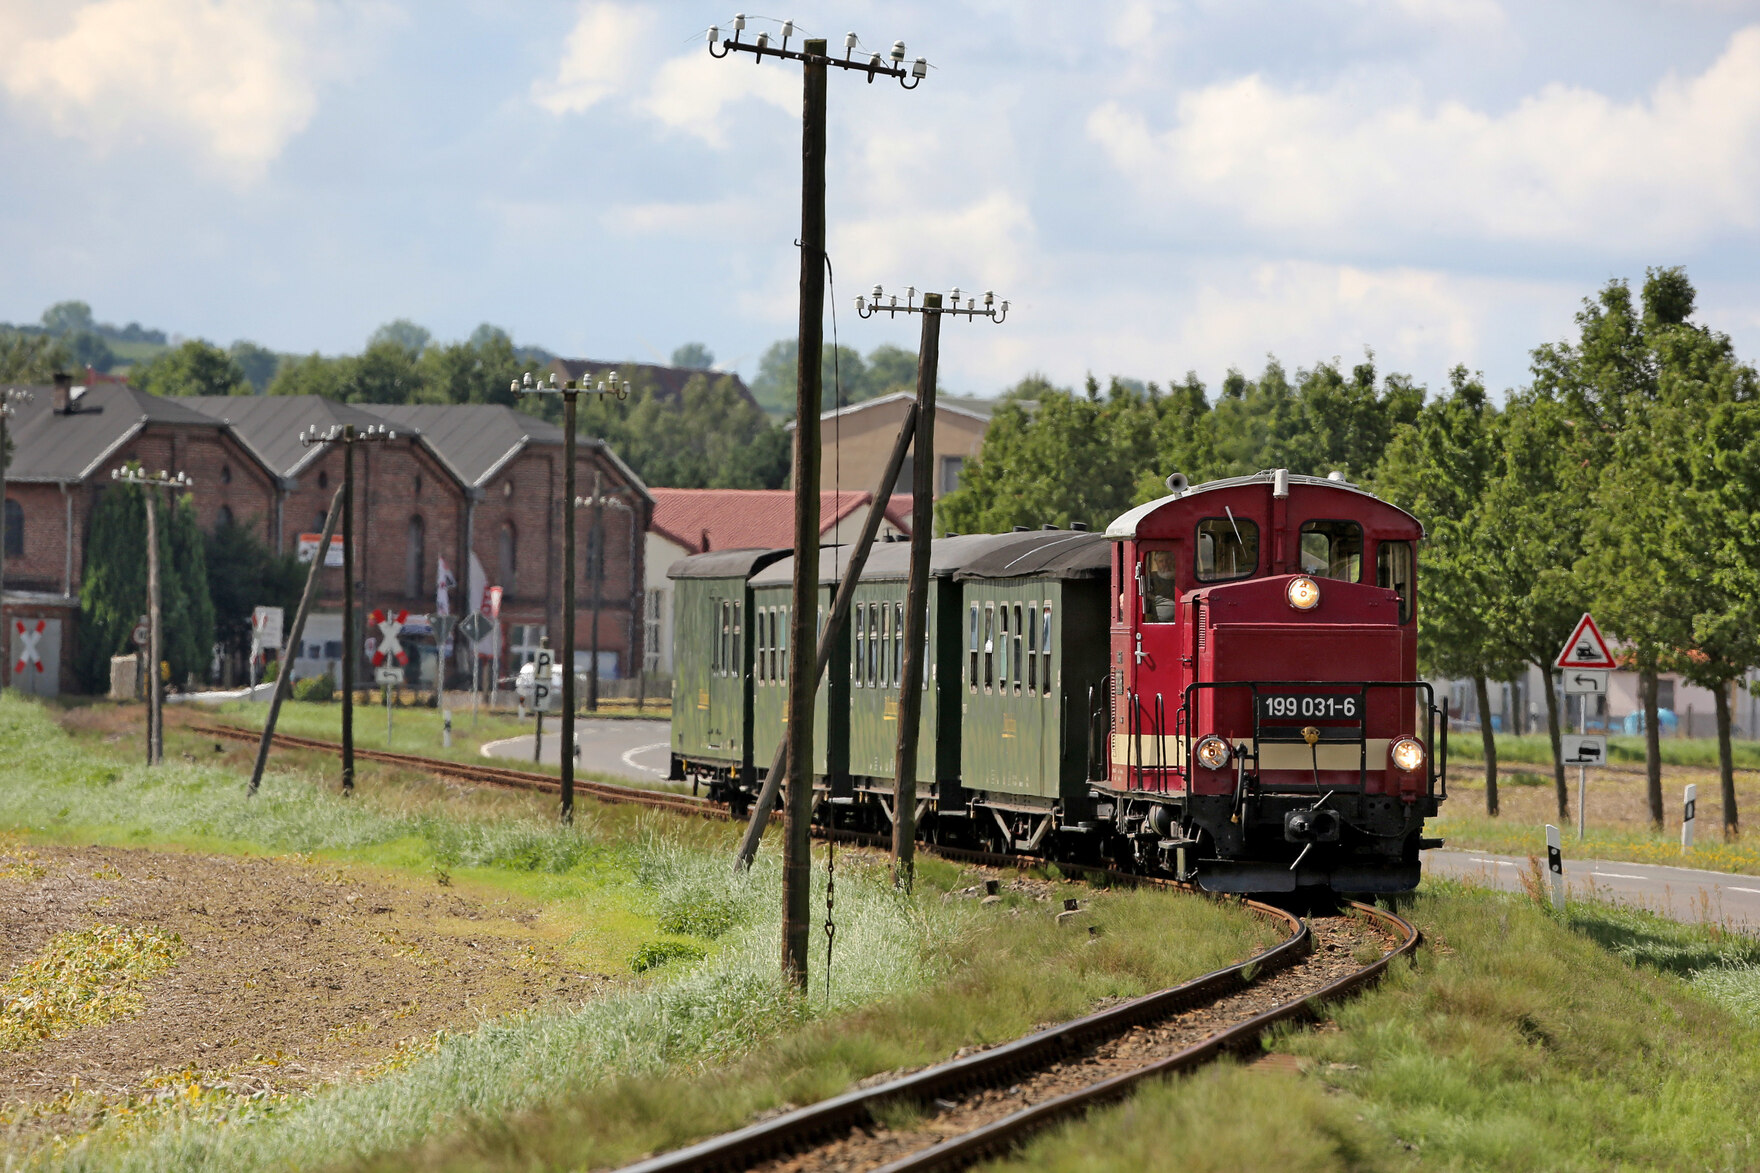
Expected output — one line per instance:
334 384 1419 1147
1554 613 1616 670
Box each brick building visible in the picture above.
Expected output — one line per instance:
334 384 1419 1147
1 377 278 694
1 379 651 695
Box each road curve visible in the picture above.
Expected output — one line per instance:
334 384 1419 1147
480 716 671 782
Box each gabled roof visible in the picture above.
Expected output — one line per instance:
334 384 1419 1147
361 403 650 502
649 488 909 556
1 382 226 483
547 359 759 413
182 395 403 480
785 390 996 431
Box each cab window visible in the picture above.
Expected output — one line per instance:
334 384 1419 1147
1376 541 1415 624
1299 520 1362 581
1195 517 1258 582
1139 550 1179 622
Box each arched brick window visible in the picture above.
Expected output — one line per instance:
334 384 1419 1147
406 515 426 598
3 498 21 558
498 522 516 593
216 504 235 532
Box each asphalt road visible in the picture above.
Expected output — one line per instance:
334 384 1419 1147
481 717 672 782
1425 847 1760 929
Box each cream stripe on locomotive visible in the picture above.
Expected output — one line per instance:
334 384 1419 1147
1111 735 1395 773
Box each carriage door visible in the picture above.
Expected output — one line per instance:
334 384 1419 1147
1131 543 1182 790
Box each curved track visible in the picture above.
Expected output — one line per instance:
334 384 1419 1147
200 722 1422 1171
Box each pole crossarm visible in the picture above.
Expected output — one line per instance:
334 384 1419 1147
857 285 1009 323
708 18 927 86
514 368 631 818
297 421 396 795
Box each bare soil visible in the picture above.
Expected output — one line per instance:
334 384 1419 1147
0 843 604 1135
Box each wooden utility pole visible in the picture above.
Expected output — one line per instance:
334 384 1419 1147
341 431 355 793
588 468 603 713
890 296 941 888
782 37 830 990
735 403 918 871
112 464 193 765
561 393 578 821
708 18 928 991
251 487 345 794
144 485 162 764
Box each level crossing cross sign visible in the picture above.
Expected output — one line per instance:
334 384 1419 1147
1554 613 1617 671
370 610 409 666
13 620 43 674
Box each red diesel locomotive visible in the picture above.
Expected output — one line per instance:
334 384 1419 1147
1099 468 1445 892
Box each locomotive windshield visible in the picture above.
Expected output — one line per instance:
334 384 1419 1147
1195 516 1257 582
1299 520 1362 581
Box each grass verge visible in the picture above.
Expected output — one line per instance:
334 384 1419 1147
1436 811 1760 877
983 879 1760 1172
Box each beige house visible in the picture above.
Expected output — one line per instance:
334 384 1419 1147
801 392 993 504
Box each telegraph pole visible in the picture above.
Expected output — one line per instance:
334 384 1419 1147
0 387 32 693
299 421 396 795
712 17 927 991
515 369 629 822
857 286 1008 887
112 464 194 765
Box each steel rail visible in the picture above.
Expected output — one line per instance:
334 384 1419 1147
870 901 1419 1173
613 904 1310 1173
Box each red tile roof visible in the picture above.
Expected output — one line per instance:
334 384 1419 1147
650 489 913 555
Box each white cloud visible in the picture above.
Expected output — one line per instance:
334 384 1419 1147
1088 24 1760 250
637 50 797 147
531 1 656 115
0 0 364 180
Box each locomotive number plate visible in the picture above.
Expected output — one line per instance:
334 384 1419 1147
1257 693 1361 721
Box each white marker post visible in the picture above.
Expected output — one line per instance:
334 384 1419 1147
1682 784 1697 853
1545 824 1566 911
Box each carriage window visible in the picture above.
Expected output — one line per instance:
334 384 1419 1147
868 603 880 687
999 605 1010 692
755 608 767 683
1012 604 1024 693
983 604 995 691
1041 604 1053 694
1115 545 1125 622
732 603 742 673
894 601 905 686
778 608 788 681
770 609 780 681
969 604 980 692
1140 550 1179 622
711 601 721 674
1300 520 1363 581
1377 541 1415 624
853 603 865 688
719 601 732 676
1195 517 1258 582
879 602 890 687
1026 600 1039 694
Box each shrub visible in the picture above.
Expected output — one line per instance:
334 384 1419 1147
292 672 336 703
629 940 706 973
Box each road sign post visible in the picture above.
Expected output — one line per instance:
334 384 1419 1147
1555 614 1616 840
1545 824 1565 911
531 644 554 765
1682 784 1697 853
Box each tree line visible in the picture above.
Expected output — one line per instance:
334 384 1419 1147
941 268 1757 839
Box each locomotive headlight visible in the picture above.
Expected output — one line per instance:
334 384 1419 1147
1194 735 1233 770
1390 737 1426 772
1286 576 1321 611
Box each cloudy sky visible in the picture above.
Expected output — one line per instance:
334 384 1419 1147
3 0 1759 400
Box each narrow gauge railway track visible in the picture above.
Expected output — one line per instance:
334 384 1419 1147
194 723 721 820
619 904 1415 1173
200 721 1421 1172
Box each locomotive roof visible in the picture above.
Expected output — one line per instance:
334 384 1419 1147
1104 469 1420 540
666 547 791 580
954 530 1110 581
748 532 1071 589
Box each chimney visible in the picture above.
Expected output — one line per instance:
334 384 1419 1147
700 527 711 553
52 371 72 414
